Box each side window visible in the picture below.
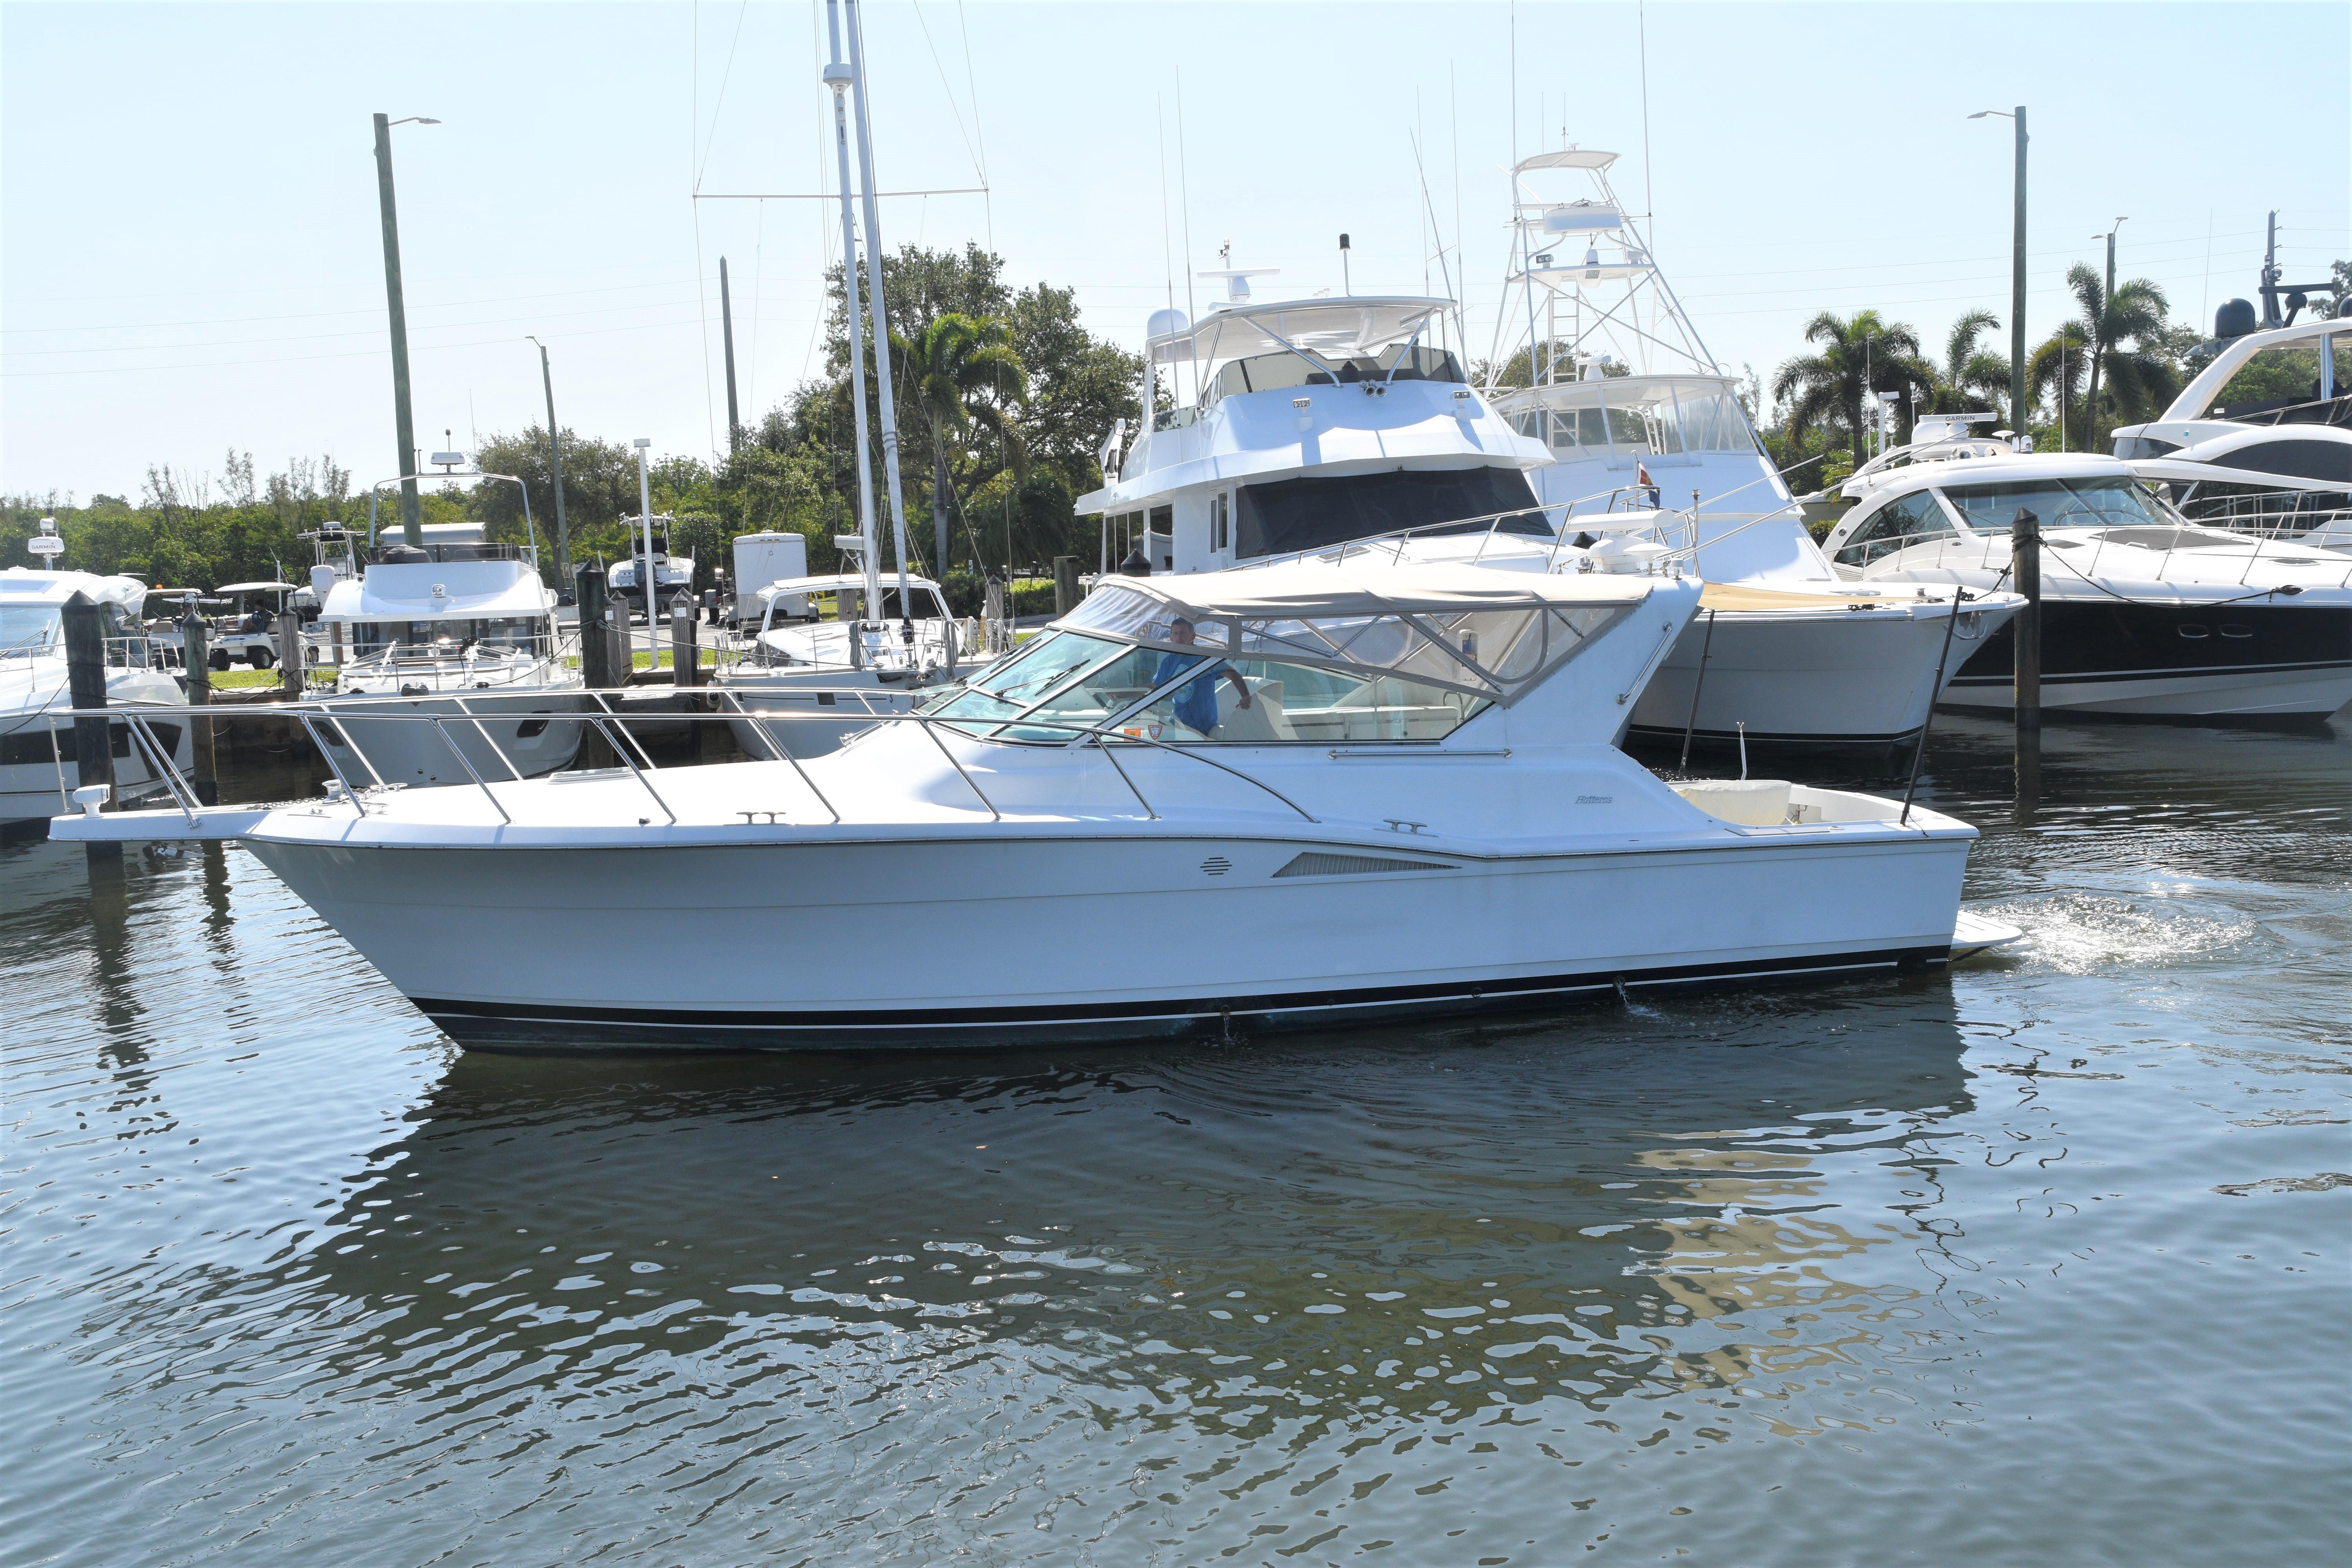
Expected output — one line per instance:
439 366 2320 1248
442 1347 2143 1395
1834 492 1952 567
1211 493 1230 552
2211 343 2324 417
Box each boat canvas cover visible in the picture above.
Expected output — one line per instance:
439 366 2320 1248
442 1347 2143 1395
1058 564 1651 703
754 573 946 601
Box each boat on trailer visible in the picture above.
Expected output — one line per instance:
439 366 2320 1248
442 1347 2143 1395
54 557 2017 1050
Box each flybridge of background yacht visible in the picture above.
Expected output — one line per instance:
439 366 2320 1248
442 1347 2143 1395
54 556 2015 1051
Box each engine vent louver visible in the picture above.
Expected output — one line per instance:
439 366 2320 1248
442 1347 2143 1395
1272 852 1452 878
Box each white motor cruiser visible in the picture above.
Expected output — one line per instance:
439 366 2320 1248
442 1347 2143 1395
56 558 2016 1049
307 484 584 787
2114 300 2350 551
2 551 194 828
1822 432 2352 721
714 570 975 758
1483 147 2022 750
1076 286 1558 573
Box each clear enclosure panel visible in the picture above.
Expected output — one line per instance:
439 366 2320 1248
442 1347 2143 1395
924 631 1122 734
998 644 1183 741
1835 491 1957 567
1120 656 1491 744
1940 478 2172 533
2210 342 2324 419
0 606 63 653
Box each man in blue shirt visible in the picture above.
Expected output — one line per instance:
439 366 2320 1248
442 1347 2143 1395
1154 617 1251 735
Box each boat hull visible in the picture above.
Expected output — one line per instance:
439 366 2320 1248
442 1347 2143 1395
1628 602 2009 746
242 827 1973 1051
1940 602 2352 719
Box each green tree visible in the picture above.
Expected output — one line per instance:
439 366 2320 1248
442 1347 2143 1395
1771 310 1933 463
897 311 1029 576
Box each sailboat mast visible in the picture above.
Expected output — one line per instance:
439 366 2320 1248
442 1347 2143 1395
844 0 915 628
822 0 882 622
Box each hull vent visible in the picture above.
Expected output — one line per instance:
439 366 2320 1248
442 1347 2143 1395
1273 851 1451 878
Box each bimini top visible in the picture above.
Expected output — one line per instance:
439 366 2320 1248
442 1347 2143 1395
1053 562 1655 704
1150 297 1453 367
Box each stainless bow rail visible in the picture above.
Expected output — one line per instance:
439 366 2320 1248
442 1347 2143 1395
42 685 1327 833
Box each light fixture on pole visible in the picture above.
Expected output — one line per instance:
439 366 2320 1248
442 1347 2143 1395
1969 107 2027 449
373 113 441 548
525 336 570 595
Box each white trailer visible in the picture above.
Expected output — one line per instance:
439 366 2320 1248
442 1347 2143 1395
729 532 810 626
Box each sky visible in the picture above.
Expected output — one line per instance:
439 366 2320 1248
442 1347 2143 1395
3 1 2345 505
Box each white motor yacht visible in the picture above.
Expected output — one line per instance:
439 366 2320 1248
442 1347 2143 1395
56 557 2016 1049
2 558 194 828
309 497 585 787
1483 148 2022 750
1822 434 2352 721
714 570 975 758
2114 303 2350 551
1076 287 1558 573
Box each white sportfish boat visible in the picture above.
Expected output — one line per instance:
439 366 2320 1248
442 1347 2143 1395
714 570 974 758
1823 433 2352 721
54 559 2015 1049
2 562 195 828
1482 148 2022 749
308 491 584 787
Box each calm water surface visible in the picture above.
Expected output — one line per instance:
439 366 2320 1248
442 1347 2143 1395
5 717 2346 1566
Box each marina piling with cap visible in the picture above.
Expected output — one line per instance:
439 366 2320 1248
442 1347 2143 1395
60 592 119 865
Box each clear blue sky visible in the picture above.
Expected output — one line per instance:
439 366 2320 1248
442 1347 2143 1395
4 2 2345 503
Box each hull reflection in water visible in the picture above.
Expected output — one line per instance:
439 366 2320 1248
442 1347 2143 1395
266 1005 1978 1555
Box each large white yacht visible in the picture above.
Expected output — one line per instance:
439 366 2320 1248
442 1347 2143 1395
306 490 584 787
2114 306 2350 551
2 549 194 828
55 556 2016 1048
1481 148 2021 750
715 568 975 758
1822 430 2352 722
1076 285 1557 572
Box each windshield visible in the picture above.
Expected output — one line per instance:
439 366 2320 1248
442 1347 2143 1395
0 605 63 654
1939 477 2176 533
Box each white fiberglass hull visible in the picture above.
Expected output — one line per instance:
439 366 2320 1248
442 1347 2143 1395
2 662 194 826
1628 601 2011 747
319 688 586 787
222 778 1976 1051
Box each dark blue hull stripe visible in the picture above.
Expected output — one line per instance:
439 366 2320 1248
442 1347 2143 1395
414 943 1949 1051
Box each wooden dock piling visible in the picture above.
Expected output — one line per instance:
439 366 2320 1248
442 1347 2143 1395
177 606 219 804
60 592 120 864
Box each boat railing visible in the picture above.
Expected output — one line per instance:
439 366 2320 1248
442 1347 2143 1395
46 687 1323 835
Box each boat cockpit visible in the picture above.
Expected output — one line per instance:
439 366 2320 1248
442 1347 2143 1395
921 566 1639 747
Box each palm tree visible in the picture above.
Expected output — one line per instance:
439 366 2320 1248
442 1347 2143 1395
1927 309 2013 423
1771 310 1933 464
2062 263 2181 451
895 312 1029 575
2026 322 2089 450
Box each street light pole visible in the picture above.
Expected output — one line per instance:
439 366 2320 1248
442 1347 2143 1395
527 336 569 592
372 113 437 548
1973 107 2027 443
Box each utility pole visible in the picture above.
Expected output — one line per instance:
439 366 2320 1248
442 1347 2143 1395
1974 108 2027 441
373 114 437 548
720 257 742 452
528 336 570 591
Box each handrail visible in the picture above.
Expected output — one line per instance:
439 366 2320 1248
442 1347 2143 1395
41 689 1344 830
